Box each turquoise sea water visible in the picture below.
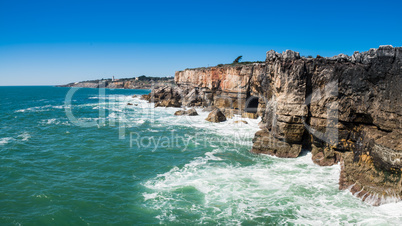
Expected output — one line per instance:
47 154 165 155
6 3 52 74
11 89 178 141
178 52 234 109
1 86 402 225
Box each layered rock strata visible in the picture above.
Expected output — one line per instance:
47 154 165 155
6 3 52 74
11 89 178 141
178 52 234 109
143 46 402 205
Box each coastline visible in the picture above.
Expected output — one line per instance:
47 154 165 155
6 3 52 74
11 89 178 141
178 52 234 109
58 45 402 206
139 45 402 205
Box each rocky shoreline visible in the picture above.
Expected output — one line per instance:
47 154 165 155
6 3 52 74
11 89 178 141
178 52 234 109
142 45 402 205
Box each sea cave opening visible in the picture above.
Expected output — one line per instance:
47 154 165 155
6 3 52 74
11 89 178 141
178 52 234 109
244 96 259 114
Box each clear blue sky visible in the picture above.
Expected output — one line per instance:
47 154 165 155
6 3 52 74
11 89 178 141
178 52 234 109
1 0 401 85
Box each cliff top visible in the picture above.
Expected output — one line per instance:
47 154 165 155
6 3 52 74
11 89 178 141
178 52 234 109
178 45 401 73
266 45 401 64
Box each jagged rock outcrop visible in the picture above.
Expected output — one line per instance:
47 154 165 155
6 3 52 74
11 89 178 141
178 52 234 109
186 108 198 116
250 49 308 158
142 46 401 205
205 108 227 123
142 86 182 107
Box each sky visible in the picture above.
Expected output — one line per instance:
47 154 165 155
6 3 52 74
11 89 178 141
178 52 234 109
0 0 401 85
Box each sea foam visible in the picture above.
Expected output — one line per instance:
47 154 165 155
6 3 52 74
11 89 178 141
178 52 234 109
0 137 13 145
135 93 402 224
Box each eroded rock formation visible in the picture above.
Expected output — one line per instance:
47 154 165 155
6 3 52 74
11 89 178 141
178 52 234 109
143 46 401 205
205 108 227 123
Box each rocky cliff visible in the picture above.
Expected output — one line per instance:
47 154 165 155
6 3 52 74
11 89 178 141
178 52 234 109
143 45 402 205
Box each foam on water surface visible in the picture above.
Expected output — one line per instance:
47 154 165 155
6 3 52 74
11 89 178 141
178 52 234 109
130 97 402 224
143 149 402 225
51 92 402 224
0 137 14 145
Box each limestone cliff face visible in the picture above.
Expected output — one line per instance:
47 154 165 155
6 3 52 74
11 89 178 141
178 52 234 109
145 46 402 205
174 64 266 118
175 65 257 93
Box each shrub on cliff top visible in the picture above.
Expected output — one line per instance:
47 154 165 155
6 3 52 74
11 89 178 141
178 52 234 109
233 55 243 64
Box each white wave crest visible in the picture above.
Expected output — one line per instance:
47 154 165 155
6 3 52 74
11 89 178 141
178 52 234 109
0 137 13 145
15 105 64 113
143 150 402 224
17 132 31 141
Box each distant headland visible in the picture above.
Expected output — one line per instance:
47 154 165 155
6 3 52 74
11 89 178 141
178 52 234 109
57 75 175 89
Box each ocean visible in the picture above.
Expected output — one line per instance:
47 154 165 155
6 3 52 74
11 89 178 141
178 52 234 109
1 86 401 225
